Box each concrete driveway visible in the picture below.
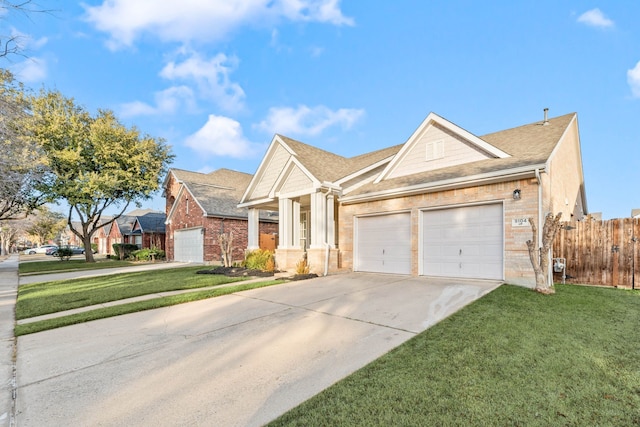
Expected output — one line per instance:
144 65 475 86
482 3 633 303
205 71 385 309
16 273 499 427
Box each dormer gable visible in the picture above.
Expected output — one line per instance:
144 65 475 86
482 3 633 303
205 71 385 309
376 112 510 183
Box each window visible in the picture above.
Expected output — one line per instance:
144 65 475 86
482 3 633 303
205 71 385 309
426 140 444 161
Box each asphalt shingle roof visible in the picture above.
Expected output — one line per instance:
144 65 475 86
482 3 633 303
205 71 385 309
344 113 576 197
170 168 276 221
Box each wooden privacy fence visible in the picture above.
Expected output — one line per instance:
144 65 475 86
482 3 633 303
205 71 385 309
553 218 640 288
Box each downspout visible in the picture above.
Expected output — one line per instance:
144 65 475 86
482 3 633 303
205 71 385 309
535 169 543 250
321 188 332 276
324 243 330 276
535 168 552 285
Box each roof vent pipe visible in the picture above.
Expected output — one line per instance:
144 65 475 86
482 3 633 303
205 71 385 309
543 108 549 126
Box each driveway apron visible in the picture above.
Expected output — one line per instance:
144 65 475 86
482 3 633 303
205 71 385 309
15 273 499 426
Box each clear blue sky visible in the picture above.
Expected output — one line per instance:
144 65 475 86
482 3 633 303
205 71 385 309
5 1 640 219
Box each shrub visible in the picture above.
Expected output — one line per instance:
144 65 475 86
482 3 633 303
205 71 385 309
295 257 310 275
131 248 166 261
91 243 98 254
112 243 139 260
53 247 74 261
243 249 274 271
264 256 276 273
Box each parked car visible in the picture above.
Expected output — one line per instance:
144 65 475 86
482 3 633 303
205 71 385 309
48 245 87 256
23 245 58 255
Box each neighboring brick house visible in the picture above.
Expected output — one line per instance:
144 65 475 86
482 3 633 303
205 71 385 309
107 209 167 255
131 212 166 250
239 110 588 287
164 168 278 263
93 217 113 254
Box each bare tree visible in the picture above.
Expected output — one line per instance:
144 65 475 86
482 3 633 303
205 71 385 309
0 220 19 254
219 232 234 267
0 1 52 59
0 69 47 220
526 212 562 294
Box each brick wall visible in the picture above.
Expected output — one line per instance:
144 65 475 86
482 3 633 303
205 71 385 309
165 173 279 263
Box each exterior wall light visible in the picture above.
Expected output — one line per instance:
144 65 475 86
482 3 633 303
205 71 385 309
513 189 521 200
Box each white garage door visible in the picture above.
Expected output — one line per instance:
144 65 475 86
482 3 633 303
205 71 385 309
422 204 503 280
355 213 411 274
174 228 204 263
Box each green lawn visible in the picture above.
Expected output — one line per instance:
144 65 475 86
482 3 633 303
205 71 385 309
19 258 137 275
16 266 246 319
15 279 285 336
269 284 640 426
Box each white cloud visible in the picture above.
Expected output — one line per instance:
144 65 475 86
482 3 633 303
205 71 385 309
185 115 260 158
12 57 47 82
628 61 640 98
256 105 365 136
6 28 49 82
84 0 354 50
309 46 325 57
577 8 614 28
160 52 245 111
120 86 195 117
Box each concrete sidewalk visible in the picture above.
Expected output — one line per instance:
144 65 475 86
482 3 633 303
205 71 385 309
17 272 290 325
0 254 18 427
18 260 194 286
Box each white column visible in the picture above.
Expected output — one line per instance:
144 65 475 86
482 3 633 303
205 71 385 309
326 194 335 248
278 198 292 249
310 191 327 249
292 200 301 249
247 208 260 250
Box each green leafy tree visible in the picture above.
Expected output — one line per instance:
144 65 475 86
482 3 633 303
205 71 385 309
25 206 66 246
24 89 174 262
0 69 47 220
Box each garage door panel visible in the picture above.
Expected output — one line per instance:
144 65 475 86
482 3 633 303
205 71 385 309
174 228 204 263
422 204 503 280
356 213 411 275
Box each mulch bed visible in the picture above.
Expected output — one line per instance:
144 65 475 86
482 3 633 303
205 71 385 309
196 267 319 281
196 267 274 277
289 273 318 281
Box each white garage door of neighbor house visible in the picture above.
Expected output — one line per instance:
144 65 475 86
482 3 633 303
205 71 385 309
355 213 411 274
422 204 503 280
174 228 204 263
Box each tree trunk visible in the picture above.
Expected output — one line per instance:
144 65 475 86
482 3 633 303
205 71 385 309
219 232 234 267
526 213 562 294
83 234 95 262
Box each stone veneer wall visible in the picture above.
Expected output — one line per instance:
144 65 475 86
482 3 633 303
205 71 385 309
337 178 541 287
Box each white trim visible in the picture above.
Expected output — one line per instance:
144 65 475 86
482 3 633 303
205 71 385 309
335 156 395 185
276 188 316 200
240 135 296 204
268 157 319 199
375 112 511 184
238 197 275 209
341 164 546 204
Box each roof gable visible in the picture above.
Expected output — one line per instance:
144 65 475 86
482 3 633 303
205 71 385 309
376 112 510 183
342 112 578 203
271 159 317 198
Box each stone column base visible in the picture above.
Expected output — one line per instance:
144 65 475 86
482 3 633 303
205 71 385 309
306 247 339 275
275 247 340 275
274 248 305 273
